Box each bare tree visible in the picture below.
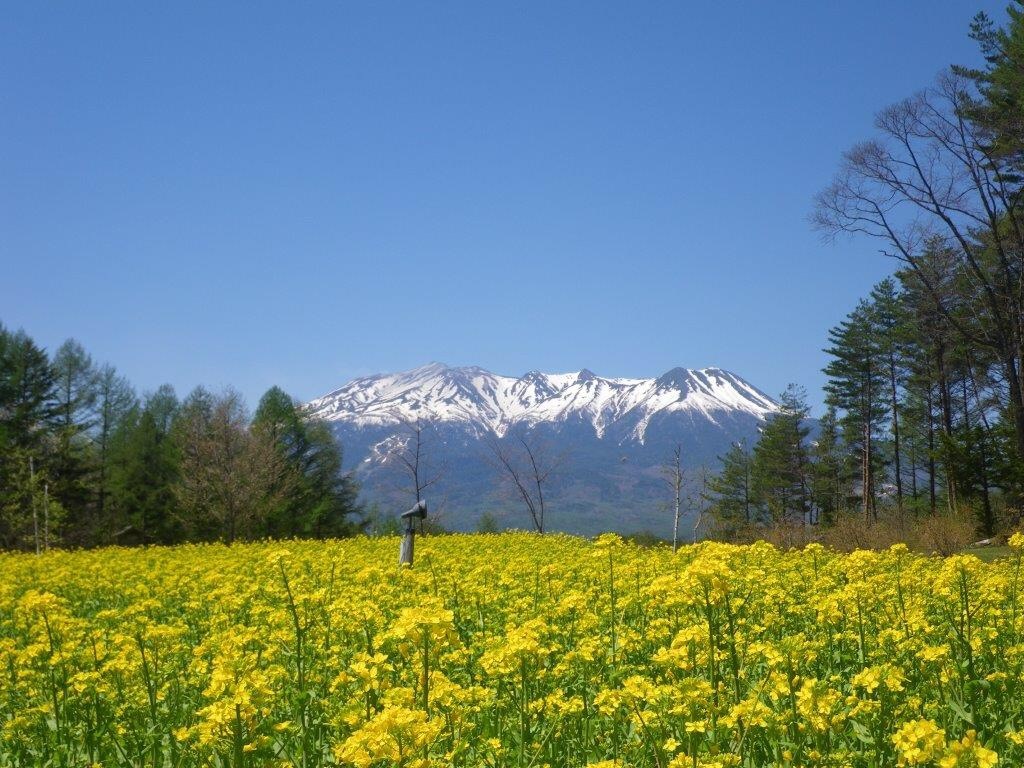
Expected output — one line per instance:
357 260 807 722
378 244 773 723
387 419 446 530
689 465 710 544
174 389 295 543
486 433 561 533
813 71 1024 466
663 445 684 552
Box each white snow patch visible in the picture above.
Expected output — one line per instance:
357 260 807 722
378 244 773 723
306 363 778 442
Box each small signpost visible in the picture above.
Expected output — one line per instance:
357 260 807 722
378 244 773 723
398 500 428 566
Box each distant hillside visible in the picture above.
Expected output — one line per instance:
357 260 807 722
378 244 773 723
307 363 778 536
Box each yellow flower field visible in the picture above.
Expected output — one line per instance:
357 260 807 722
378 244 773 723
2 532 1023 767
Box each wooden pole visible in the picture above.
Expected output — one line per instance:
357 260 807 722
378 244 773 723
399 519 415 566
398 500 427 566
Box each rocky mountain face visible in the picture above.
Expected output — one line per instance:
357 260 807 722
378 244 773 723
306 363 778 536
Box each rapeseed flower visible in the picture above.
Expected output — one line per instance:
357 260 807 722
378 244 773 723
0 533 1016 766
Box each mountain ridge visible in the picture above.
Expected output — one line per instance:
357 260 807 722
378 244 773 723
306 362 777 444
305 363 779 535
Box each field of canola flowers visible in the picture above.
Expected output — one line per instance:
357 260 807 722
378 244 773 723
1 533 1024 768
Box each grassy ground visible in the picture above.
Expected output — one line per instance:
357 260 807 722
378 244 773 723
964 544 1014 562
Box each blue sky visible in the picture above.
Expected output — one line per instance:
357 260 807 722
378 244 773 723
0 2 1005 412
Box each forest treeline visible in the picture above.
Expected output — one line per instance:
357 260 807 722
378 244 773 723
706 5 1024 541
0 325 360 550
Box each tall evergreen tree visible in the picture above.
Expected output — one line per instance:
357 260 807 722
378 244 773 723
824 301 887 521
252 386 360 538
0 323 368 550
92 364 136 531
50 339 98 541
944 351 1002 535
957 3 1024 176
870 279 909 513
0 326 59 549
751 385 812 526
816 4 1024 493
811 405 846 526
898 383 938 515
898 249 971 513
706 441 758 534
108 386 179 544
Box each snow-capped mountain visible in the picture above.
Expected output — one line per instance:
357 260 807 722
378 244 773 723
307 363 776 443
308 363 779 536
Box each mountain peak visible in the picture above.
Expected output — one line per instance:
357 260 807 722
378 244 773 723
307 363 778 442
392 362 451 384
655 367 697 388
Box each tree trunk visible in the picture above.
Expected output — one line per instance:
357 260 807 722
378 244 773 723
672 471 681 554
888 351 903 514
967 359 997 536
926 385 937 515
1004 354 1024 472
863 363 875 523
908 441 918 504
743 463 751 523
936 344 957 513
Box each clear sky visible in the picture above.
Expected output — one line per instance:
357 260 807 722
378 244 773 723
0 2 1006 412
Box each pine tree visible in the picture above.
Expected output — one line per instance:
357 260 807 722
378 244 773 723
50 339 98 541
252 386 360 538
108 386 180 544
957 4 1024 176
0 326 59 549
816 3 1024 496
899 384 935 515
751 385 812 527
944 350 1002 535
899 251 966 513
811 405 846 526
92 364 136 532
824 301 887 522
870 279 909 514
706 441 758 534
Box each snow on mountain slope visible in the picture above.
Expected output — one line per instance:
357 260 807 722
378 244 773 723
306 363 777 443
